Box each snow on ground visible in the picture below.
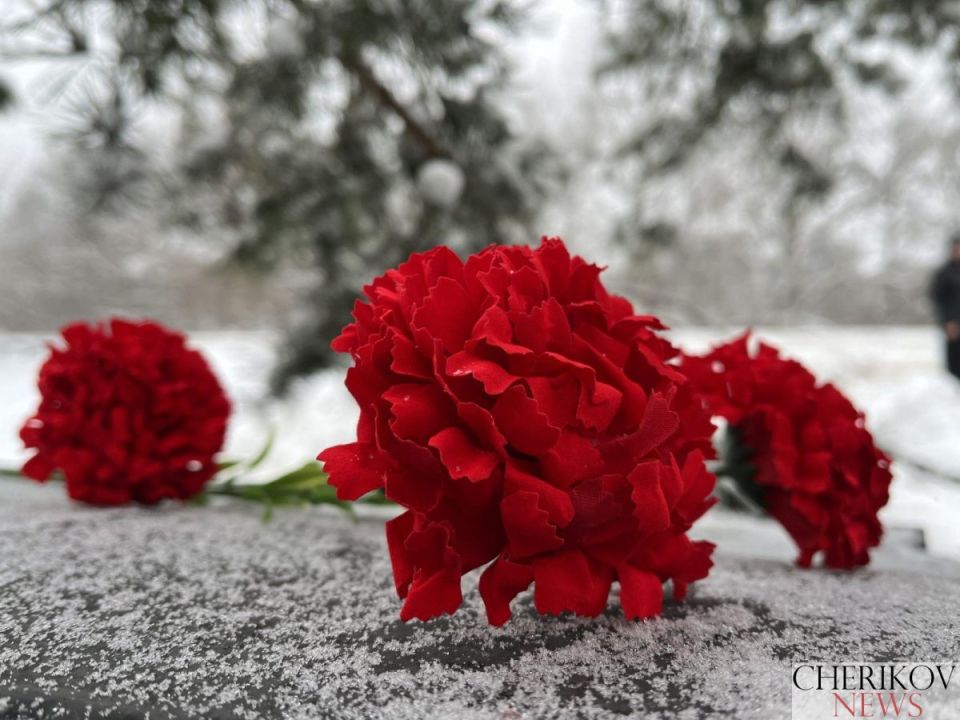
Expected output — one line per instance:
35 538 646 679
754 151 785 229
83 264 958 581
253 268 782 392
3 498 959 719
2 326 959 560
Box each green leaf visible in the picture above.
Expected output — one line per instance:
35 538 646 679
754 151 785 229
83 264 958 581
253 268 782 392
215 429 275 479
339 501 358 522
203 456 391 521
247 428 276 470
357 488 392 505
264 461 327 490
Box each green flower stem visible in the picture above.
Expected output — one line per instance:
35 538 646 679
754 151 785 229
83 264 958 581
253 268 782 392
203 460 393 521
0 458 393 521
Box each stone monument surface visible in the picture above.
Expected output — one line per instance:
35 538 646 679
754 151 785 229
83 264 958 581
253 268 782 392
1 483 958 719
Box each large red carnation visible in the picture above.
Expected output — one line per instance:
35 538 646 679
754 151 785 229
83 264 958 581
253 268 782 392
20 319 231 505
319 238 717 624
681 333 892 569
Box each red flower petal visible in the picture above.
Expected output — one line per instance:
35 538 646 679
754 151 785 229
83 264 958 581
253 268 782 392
381 440 444 512
429 427 500 483
630 393 681 458
506 265 547 315
388 330 432 380
627 462 671 533
412 277 476 354
577 380 623 432
386 510 417 598
471 305 532 357
492 385 560 456
526 375 579 429
532 237 572 297
673 540 716 599
398 522 463 622
540 429 604 489
501 490 564 559
455 402 508 456
618 564 664 620
446 352 518 395
479 555 534 626
532 550 609 617
383 384 457 444
674 451 718 529
515 298 572 355
318 442 385 500
504 462 575 527
602 393 680 473
400 565 463 622
21 453 56 482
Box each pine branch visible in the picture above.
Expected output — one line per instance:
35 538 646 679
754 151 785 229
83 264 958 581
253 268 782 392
0 0 69 34
339 52 452 160
0 48 83 60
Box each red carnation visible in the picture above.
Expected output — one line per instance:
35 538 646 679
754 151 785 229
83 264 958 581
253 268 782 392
681 333 892 569
20 319 231 505
319 238 717 624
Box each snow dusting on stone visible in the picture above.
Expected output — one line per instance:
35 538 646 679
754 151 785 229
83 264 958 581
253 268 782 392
1 484 958 719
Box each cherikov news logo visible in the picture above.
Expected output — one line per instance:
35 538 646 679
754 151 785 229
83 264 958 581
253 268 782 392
792 663 960 719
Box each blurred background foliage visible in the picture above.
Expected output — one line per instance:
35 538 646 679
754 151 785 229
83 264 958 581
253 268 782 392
593 0 960 324
2 0 960 389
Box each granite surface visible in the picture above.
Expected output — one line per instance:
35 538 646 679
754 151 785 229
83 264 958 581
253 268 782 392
1 482 958 719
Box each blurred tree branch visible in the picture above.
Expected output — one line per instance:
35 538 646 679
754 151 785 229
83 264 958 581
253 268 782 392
1 0 549 389
339 52 452 161
593 0 960 325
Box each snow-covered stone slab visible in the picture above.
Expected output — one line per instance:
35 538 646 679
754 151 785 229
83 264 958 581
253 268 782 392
1 485 958 719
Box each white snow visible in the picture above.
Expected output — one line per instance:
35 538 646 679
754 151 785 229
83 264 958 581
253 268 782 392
416 159 466 209
2 326 960 560
0 493 957 719
264 16 305 58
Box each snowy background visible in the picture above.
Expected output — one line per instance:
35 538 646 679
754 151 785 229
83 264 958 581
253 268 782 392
3 326 960 563
2 2 960 565
2 0 959 332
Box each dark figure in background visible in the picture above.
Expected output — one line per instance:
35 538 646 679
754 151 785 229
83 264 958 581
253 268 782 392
930 236 960 380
